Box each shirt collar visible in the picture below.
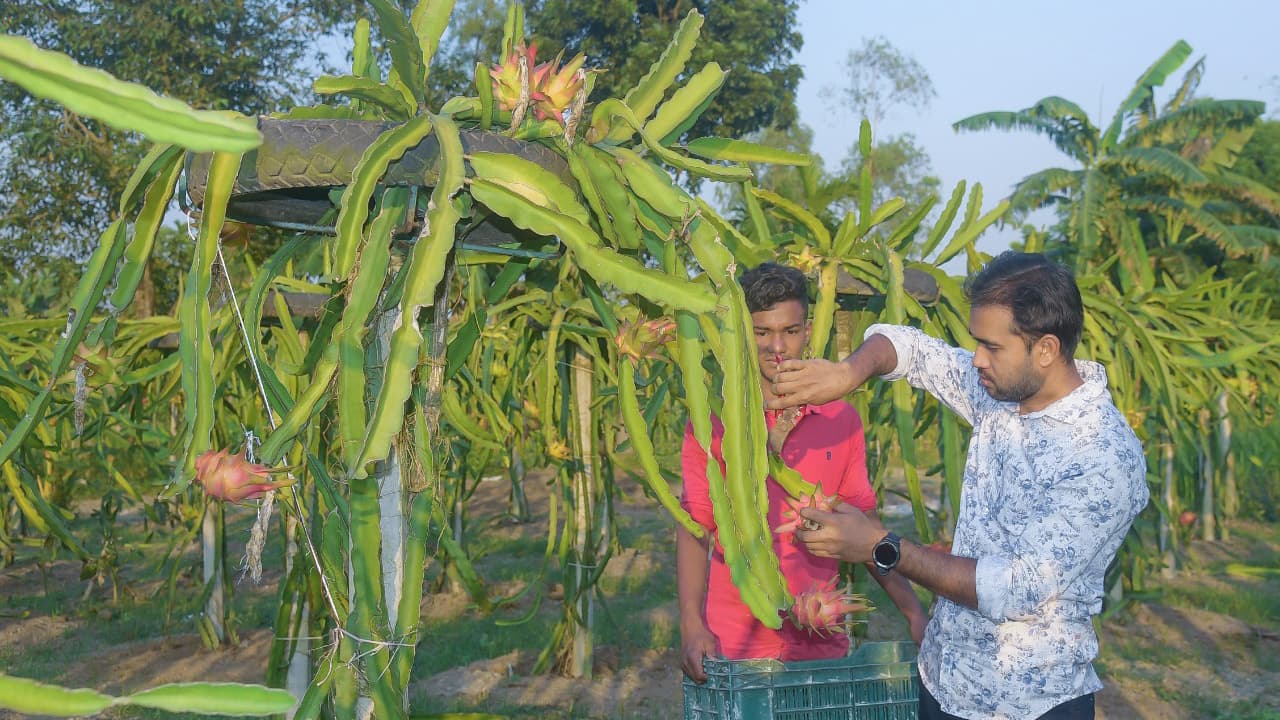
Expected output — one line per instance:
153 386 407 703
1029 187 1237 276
1006 360 1110 424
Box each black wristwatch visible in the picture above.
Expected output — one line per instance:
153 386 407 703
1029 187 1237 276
873 532 902 576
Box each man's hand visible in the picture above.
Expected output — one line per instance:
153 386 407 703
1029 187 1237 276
766 358 858 410
680 622 719 683
766 335 898 410
795 503 887 563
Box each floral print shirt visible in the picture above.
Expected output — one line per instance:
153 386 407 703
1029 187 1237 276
868 324 1148 720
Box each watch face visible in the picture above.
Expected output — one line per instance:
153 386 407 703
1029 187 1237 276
875 539 899 566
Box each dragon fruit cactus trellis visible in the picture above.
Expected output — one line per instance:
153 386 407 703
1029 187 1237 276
0 1 836 717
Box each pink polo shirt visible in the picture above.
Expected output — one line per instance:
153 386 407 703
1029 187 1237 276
680 400 875 661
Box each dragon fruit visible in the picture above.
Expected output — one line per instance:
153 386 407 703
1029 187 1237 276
613 317 677 361
787 577 869 637
489 43 586 127
194 447 293 503
532 51 586 124
489 43 539 113
773 488 840 542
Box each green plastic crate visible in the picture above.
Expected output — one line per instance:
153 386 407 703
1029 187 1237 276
683 641 919 720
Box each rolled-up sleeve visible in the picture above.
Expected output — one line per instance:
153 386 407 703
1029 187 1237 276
975 555 1016 621
864 324 986 426
973 459 1143 622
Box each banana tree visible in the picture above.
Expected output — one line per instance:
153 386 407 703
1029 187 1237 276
954 40 1270 269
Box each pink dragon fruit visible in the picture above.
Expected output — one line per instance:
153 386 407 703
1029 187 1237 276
787 577 869 637
773 488 840 542
194 448 293 503
531 51 586 123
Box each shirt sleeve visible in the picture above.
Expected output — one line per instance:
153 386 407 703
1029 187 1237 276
865 323 990 426
834 407 876 513
974 454 1147 622
680 420 717 531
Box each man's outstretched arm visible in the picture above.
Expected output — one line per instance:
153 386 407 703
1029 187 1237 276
767 334 898 409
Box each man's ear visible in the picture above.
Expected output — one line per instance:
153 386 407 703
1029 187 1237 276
1035 334 1062 367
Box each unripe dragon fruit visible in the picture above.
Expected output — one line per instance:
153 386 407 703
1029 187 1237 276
194 448 293 503
787 577 869 637
489 43 585 127
489 43 539 113
613 317 677 361
532 51 586 124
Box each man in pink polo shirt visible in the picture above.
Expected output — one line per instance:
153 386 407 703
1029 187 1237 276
677 263 928 682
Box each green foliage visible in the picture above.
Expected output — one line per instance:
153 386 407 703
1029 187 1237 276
421 0 510 101
1235 120 1280 186
525 0 803 141
1235 414 1280 522
0 263 69 317
1231 120 1280 317
728 123 849 228
839 134 941 235
955 42 1273 272
0 0 351 285
422 0 805 145
0 672 294 717
0 36 261 152
828 37 940 223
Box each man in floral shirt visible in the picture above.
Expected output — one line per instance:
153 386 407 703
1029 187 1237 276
771 252 1148 720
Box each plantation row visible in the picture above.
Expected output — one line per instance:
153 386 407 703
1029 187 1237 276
0 1 1277 717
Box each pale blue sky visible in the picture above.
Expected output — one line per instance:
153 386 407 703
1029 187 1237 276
794 0 1280 255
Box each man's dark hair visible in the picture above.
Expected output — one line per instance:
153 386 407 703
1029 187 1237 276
740 263 809 314
964 251 1083 360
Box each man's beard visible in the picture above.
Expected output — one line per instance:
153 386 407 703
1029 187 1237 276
983 366 1043 403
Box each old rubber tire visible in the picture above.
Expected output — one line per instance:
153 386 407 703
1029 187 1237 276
184 118 575 242
836 266 940 304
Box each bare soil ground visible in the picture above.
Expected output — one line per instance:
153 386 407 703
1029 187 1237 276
2 470 1277 719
